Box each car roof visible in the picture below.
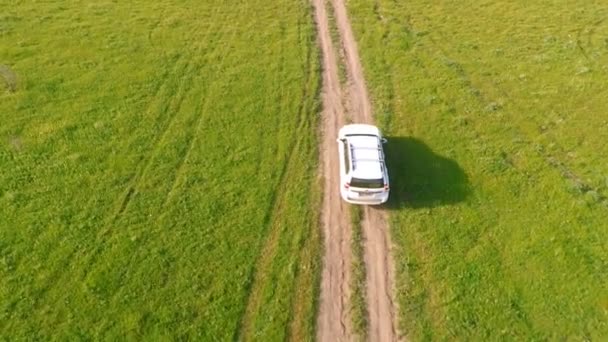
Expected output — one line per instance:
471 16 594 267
347 135 384 180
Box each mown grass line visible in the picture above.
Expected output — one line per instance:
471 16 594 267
347 0 608 340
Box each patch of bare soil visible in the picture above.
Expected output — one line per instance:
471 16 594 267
313 0 354 340
314 0 401 340
325 1 401 339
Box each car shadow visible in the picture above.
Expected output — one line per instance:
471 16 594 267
383 136 470 209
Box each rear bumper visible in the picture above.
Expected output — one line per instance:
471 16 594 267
341 189 389 205
343 197 388 205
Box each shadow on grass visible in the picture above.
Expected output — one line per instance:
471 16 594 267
384 137 470 209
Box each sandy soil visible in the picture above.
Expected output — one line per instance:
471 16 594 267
361 207 399 341
314 0 401 341
313 0 353 340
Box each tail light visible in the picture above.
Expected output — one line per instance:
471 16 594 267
344 183 350 189
384 184 389 190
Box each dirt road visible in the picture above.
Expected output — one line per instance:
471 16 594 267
314 0 400 341
314 0 353 340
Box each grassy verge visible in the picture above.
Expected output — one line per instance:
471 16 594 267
0 0 320 339
347 0 608 340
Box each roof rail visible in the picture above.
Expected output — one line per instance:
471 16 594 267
349 144 384 171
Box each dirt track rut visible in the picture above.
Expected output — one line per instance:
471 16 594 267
313 0 400 341
314 0 353 340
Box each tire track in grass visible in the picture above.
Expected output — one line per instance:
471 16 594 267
109 17 233 225
23 53 193 304
281 122 317 341
287 189 322 341
282 29 321 341
81 7 259 330
156 25 241 213
154 98 205 212
109 51 187 217
9 18 205 314
286 11 323 341
112 56 192 219
76 22 219 282
236 23 318 339
236 117 309 341
19 21 218 319
234 43 293 342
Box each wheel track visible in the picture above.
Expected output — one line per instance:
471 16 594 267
110 11 239 225
236 17 318 338
236 114 312 341
313 0 353 340
17 21 198 306
30 53 192 294
156 23 242 213
361 207 399 341
78 19 227 282
315 0 401 340
287 12 325 340
112 55 193 220
112 10 236 224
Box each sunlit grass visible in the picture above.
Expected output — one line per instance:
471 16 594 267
0 0 320 339
348 0 608 339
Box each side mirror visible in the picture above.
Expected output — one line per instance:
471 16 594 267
381 138 388 144
336 138 345 143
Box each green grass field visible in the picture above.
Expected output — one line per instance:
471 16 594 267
347 0 608 340
0 0 320 339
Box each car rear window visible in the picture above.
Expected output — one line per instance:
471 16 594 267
350 177 384 189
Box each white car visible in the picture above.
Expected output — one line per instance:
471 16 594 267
337 124 389 205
